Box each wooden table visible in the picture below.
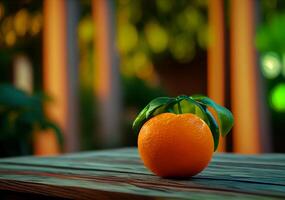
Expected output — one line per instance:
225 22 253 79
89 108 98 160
0 148 284 199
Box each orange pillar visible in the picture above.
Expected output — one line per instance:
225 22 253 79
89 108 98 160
92 0 122 148
230 0 261 153
39 0 68 155
208 0 226 152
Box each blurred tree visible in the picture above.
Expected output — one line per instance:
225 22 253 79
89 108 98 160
256 14 285 53
0 84 62 157
116 0 208 64
116 0 208 96
256 0 285 152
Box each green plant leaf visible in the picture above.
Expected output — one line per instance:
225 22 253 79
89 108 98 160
132 104 149 134
192 95 234 137
132 97 175 134
204 108 220 151
0 84 33 108
145 97 174 118
183 97 210 124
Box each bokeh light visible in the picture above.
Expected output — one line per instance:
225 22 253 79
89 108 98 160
2 16 13 36
117 23 138 54
132 51 148 69
30 13 42 36
78 16 94 43
261 52 281 79
181 6 202 32
170 34 195 62
14 9 30 36
156 0 172 13
145 21 168 53
5 30 16 46
115 0 208 86
270 83 285 112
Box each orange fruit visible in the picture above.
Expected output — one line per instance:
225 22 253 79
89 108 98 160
138 112 214 178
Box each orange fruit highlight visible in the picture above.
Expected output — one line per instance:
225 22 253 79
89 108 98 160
138 112 214 178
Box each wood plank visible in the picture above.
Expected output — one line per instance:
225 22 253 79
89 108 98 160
0 171 281 200
1 150 285 185
0 163 284 198
0 148 284 199
1 150 284 185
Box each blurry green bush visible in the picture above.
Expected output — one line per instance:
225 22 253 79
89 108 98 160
0 84 63 157
255 1 285 152
256 14 285 53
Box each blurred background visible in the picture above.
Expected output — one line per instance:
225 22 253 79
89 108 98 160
0 0 284 157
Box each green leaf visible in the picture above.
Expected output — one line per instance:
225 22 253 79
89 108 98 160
205 108 220 151
192 95 234 137
179 99 196 113
152 102 175 115
0 84 33 108
132 97 175 134
145 97 174 118
183 97 210 124
132 104 149 134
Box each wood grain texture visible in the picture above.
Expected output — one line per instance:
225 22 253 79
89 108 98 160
0 148 284 199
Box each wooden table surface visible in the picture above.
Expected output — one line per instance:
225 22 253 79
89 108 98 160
0 148 284 200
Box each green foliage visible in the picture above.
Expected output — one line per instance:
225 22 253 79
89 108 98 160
145 97 174 118
192 95 234 137
256 14 285 53
204 108 220 151
0 84 63 156
116 0 208 64
132 97 174 134
132 95 234 151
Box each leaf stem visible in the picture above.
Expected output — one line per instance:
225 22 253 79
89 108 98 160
177 101 182 114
